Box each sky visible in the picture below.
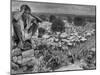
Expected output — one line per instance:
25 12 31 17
11 0 96 16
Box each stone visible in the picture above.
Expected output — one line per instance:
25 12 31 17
62 46 68 50
11 62 19 70
80 37 87 42
54 38 59 42
12 48 21 56
22 49 34 58
47 37 55 42
61 39 70 42
12 56 18 63
91 48 95 52
60 32 68 38
21 57 33 65
42 34 50 39
17 55 23 64
67 42 73 46
22 66 28 71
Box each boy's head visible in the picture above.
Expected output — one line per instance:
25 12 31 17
20 4 31 14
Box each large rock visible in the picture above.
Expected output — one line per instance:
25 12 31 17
91 48 95 52
60 32 68 38
22 49 34 58
17 55 23 64
21 57 33 65
80 37 87 42
42 34 50 39
12 56 18 63
12 48 22 56
11 62 19 70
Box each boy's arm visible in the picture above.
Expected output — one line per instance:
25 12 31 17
13 9 24 21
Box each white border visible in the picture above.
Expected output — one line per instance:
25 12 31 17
0 0 100 75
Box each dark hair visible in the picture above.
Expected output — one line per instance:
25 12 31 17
20 4 31 12
20 5 31 29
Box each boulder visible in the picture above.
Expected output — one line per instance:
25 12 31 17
80 37 87 42
22 49 34 58
12 48 22 56
21 57 33 65
91 48 95 52
60 32 68 38
42 34 50 39
12 56 18 63
11 62 19 70
17 55 23 64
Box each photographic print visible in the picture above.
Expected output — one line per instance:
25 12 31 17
11 0 96 74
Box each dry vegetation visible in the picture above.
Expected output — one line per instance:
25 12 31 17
11 14 96 74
